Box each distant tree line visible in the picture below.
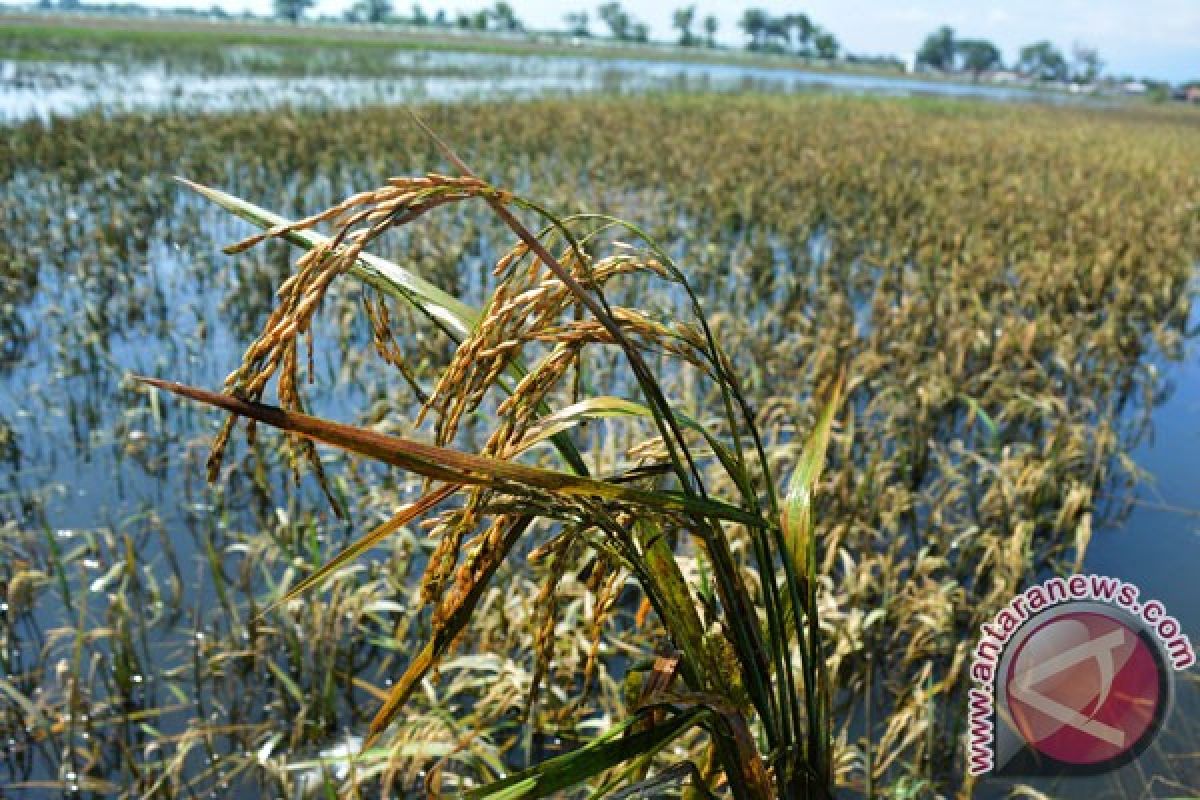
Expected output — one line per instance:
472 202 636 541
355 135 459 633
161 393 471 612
736 8 839 59
23 0 1096 83
593 2 648 43
915 26 1105 83
335 1 517 30
33 0 1200 95
273 0 313 23
282 1 841 57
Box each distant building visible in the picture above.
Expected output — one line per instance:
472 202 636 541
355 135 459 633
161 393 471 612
1186 86 1200 103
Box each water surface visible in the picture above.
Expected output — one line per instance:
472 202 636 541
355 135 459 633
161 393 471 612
0 49 1098 121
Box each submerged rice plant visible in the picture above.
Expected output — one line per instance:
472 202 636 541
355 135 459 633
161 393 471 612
142 122 849 797
2 93 1198 798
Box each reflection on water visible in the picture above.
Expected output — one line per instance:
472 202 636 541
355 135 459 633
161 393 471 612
0 49 1101 121
1088 308 1200 612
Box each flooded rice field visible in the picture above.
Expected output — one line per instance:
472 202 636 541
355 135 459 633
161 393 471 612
0 91 1198 798
0 46 1100 121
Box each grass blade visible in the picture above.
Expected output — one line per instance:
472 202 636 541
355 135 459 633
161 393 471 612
137 376 762 526
780 375 844 585
176 177 477 338
516 397 742 481
464 708 710 800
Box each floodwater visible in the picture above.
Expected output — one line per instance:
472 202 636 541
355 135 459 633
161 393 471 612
0 59 1194 797
3 176 1196 795
1085 310 1200 640
0 48 1099 121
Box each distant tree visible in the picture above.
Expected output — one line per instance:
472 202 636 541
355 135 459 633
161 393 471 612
409 3 428 25
273 0 314 23
739 8 768 50
785 13 814 55
597 2 646 42
564 11 590 37
673 5 697 46
702 14 718 47
916 25 955 70
1071 42 1104 83
1017 40 1068 81
762 15 790 52
490 1 522 31
349 0 392 24
813 30 839 60
598 2 631 40
432 9 448 26
956 38 1002 76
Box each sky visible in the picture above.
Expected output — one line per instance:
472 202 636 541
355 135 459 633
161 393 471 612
132 1 1200 81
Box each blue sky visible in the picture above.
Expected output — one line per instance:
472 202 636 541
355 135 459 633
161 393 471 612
141 1 1198 81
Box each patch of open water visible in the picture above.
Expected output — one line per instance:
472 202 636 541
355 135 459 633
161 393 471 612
0 50 1108 121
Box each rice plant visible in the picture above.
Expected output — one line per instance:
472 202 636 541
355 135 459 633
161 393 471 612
4 93 1198 798
140 123 845 798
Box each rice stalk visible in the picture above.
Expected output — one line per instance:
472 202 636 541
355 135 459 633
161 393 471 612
150 128 844 798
